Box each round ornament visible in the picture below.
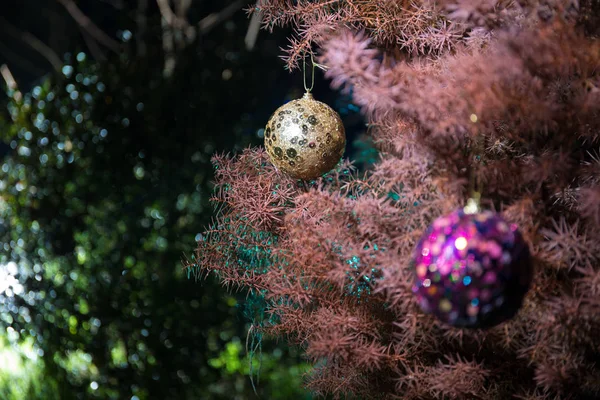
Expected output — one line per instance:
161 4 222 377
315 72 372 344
264 92 345 180
412 209 532 329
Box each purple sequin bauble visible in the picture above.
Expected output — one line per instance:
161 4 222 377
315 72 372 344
412 210 532 329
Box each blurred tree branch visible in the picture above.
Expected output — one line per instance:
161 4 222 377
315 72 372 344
80 27 107 62
0 0 253 90
0 64 21 101
0 41 45 78
0 64 17 90
157 0 246 77
245 2 263 51
56 0 122 53
156 0 194 34
198 0 246 35
96 0 125 9
0 15 63 72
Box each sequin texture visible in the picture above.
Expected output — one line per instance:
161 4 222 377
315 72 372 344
264 92 346 180
412 209 532 329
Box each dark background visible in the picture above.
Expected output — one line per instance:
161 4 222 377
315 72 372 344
0 1 368 399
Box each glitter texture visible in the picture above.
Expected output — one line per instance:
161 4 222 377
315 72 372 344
412 209 533 329
264 92 346 180
330 241 383 301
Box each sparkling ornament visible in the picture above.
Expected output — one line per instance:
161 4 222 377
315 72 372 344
412 209 532 329
264 92 345 180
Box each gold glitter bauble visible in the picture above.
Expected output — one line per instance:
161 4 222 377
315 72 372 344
264 92 346 180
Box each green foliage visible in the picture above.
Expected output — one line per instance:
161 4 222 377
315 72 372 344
0 18 310 400
0 336 60 400
207 336 312 399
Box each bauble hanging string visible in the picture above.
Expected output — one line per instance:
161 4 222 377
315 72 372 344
264 52 346 180
411 126 533 329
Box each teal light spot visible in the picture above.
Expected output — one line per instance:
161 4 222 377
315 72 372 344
463 276 472 286
388 192 400 201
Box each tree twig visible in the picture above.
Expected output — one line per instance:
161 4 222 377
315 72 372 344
0 64 18 90
56 0 121 53
95 0 125 9
198 0 245 34
0 41 45 77
156 0 246 77
157 0 246 44
245 2 263 51
156 0 196 43
161 16 176 77
174 0 193 49
0 64 22 101
0 16 63 72
80 26 107 62
156 0 190 30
